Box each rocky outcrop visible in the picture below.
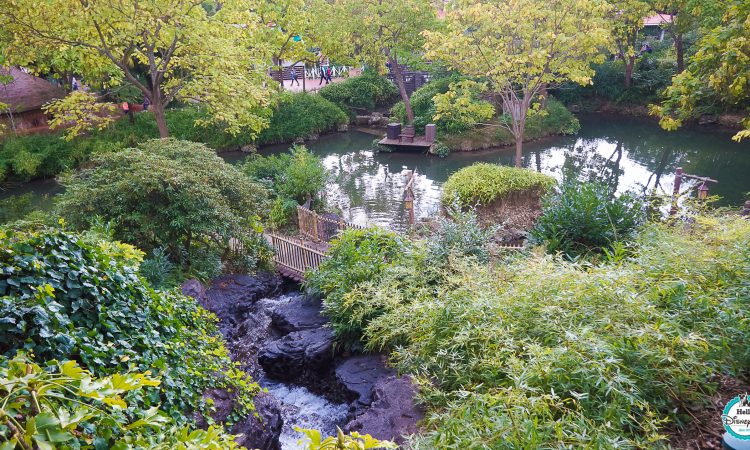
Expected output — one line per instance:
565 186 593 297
271 300 328 334
344 375 423 445
199 273 284 333
258 328 338 395
335 355 395 413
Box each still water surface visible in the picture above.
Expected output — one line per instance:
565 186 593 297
3 114 749 231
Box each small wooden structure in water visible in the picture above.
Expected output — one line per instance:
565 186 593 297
378 123 437 151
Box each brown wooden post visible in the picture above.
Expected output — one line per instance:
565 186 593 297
312 213 319 242
302 63 306 92
670 167 683 217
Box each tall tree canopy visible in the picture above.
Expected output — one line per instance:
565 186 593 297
424 0 611 166
0 0 273 137
321 0 438 124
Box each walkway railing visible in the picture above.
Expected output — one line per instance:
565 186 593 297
297 205 364 243
266 232 327 282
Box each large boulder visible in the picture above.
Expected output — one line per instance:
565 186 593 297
271 298 328 334
200 273 284 332
201 389 283 450
258 328 338 394
335 355 395 412
344 375 423 445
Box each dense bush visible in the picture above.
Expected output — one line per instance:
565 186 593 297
243 145 328 228
0 353 242 449
441 163 555 208
0 226 260 424
257 92 348 145
58 139 272 277
0 107 248 182
318 71 398 116
392 75 467 133
427 204 496 263
553 49 676 107
431 80 495 133
349 213 750 448
530 182 645 258
305 227 412 349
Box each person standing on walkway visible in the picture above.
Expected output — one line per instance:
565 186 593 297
290 66 300 86
326 66 333 84
318 53 330 85
142 96 150 111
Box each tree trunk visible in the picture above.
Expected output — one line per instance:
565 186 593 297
624 56 635 88
389 56 414 124
151 102 169 138
675 34 685 73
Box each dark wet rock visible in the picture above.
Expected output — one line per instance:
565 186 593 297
344 375 423 445
335 355 395 412
258 328 338 392
271 298 327 334
202 273 284 332
181 279 208 305
200 389 283 450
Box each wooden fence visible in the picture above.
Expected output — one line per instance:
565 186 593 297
266 232 327 282
297 206 364 243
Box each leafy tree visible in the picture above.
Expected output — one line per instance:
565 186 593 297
257 0 318 87
42 91 116 140
609 0 653 88
431 80 495 133
0 0 273 138
322 0 438 124
651 0 750 141
424 0 610 166
57 139 271 274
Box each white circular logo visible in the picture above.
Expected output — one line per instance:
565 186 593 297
723 393 750 440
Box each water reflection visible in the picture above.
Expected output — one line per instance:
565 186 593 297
3 114 749 231
261 114 749 232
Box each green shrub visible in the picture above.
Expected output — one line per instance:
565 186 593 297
319 71 398 116
392 75 466 133
441 163 556 208
530 182 644 258
257 92 348 145
140 246 176 288
0 353 243 449
296 427 397 449
361 214 750 448
427 204 496 263
243 145 328 227
305 228 412 349
0 226 260 424
58 139 272 276
432 80 495 133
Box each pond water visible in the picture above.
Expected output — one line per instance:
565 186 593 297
3 114 750 231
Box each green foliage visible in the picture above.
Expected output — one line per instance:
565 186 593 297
0 193 37 224
57 138 272 276
530 182 645 258
427 204 496 264
432 80 495 133
0 107 246 182
140 247 176 288
0 226 260 425
257 92 348 145
431 140 450 157
243 145 328 227
392 75 467 133
305 228 412 349
359 214 750 448
0 353 243 449
524 98 581 137
295 426 397 449
441 163 556 208
318 71 398 116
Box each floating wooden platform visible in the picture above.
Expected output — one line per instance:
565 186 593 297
378 136 434 149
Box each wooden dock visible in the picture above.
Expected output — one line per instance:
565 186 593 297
377 136 435 150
